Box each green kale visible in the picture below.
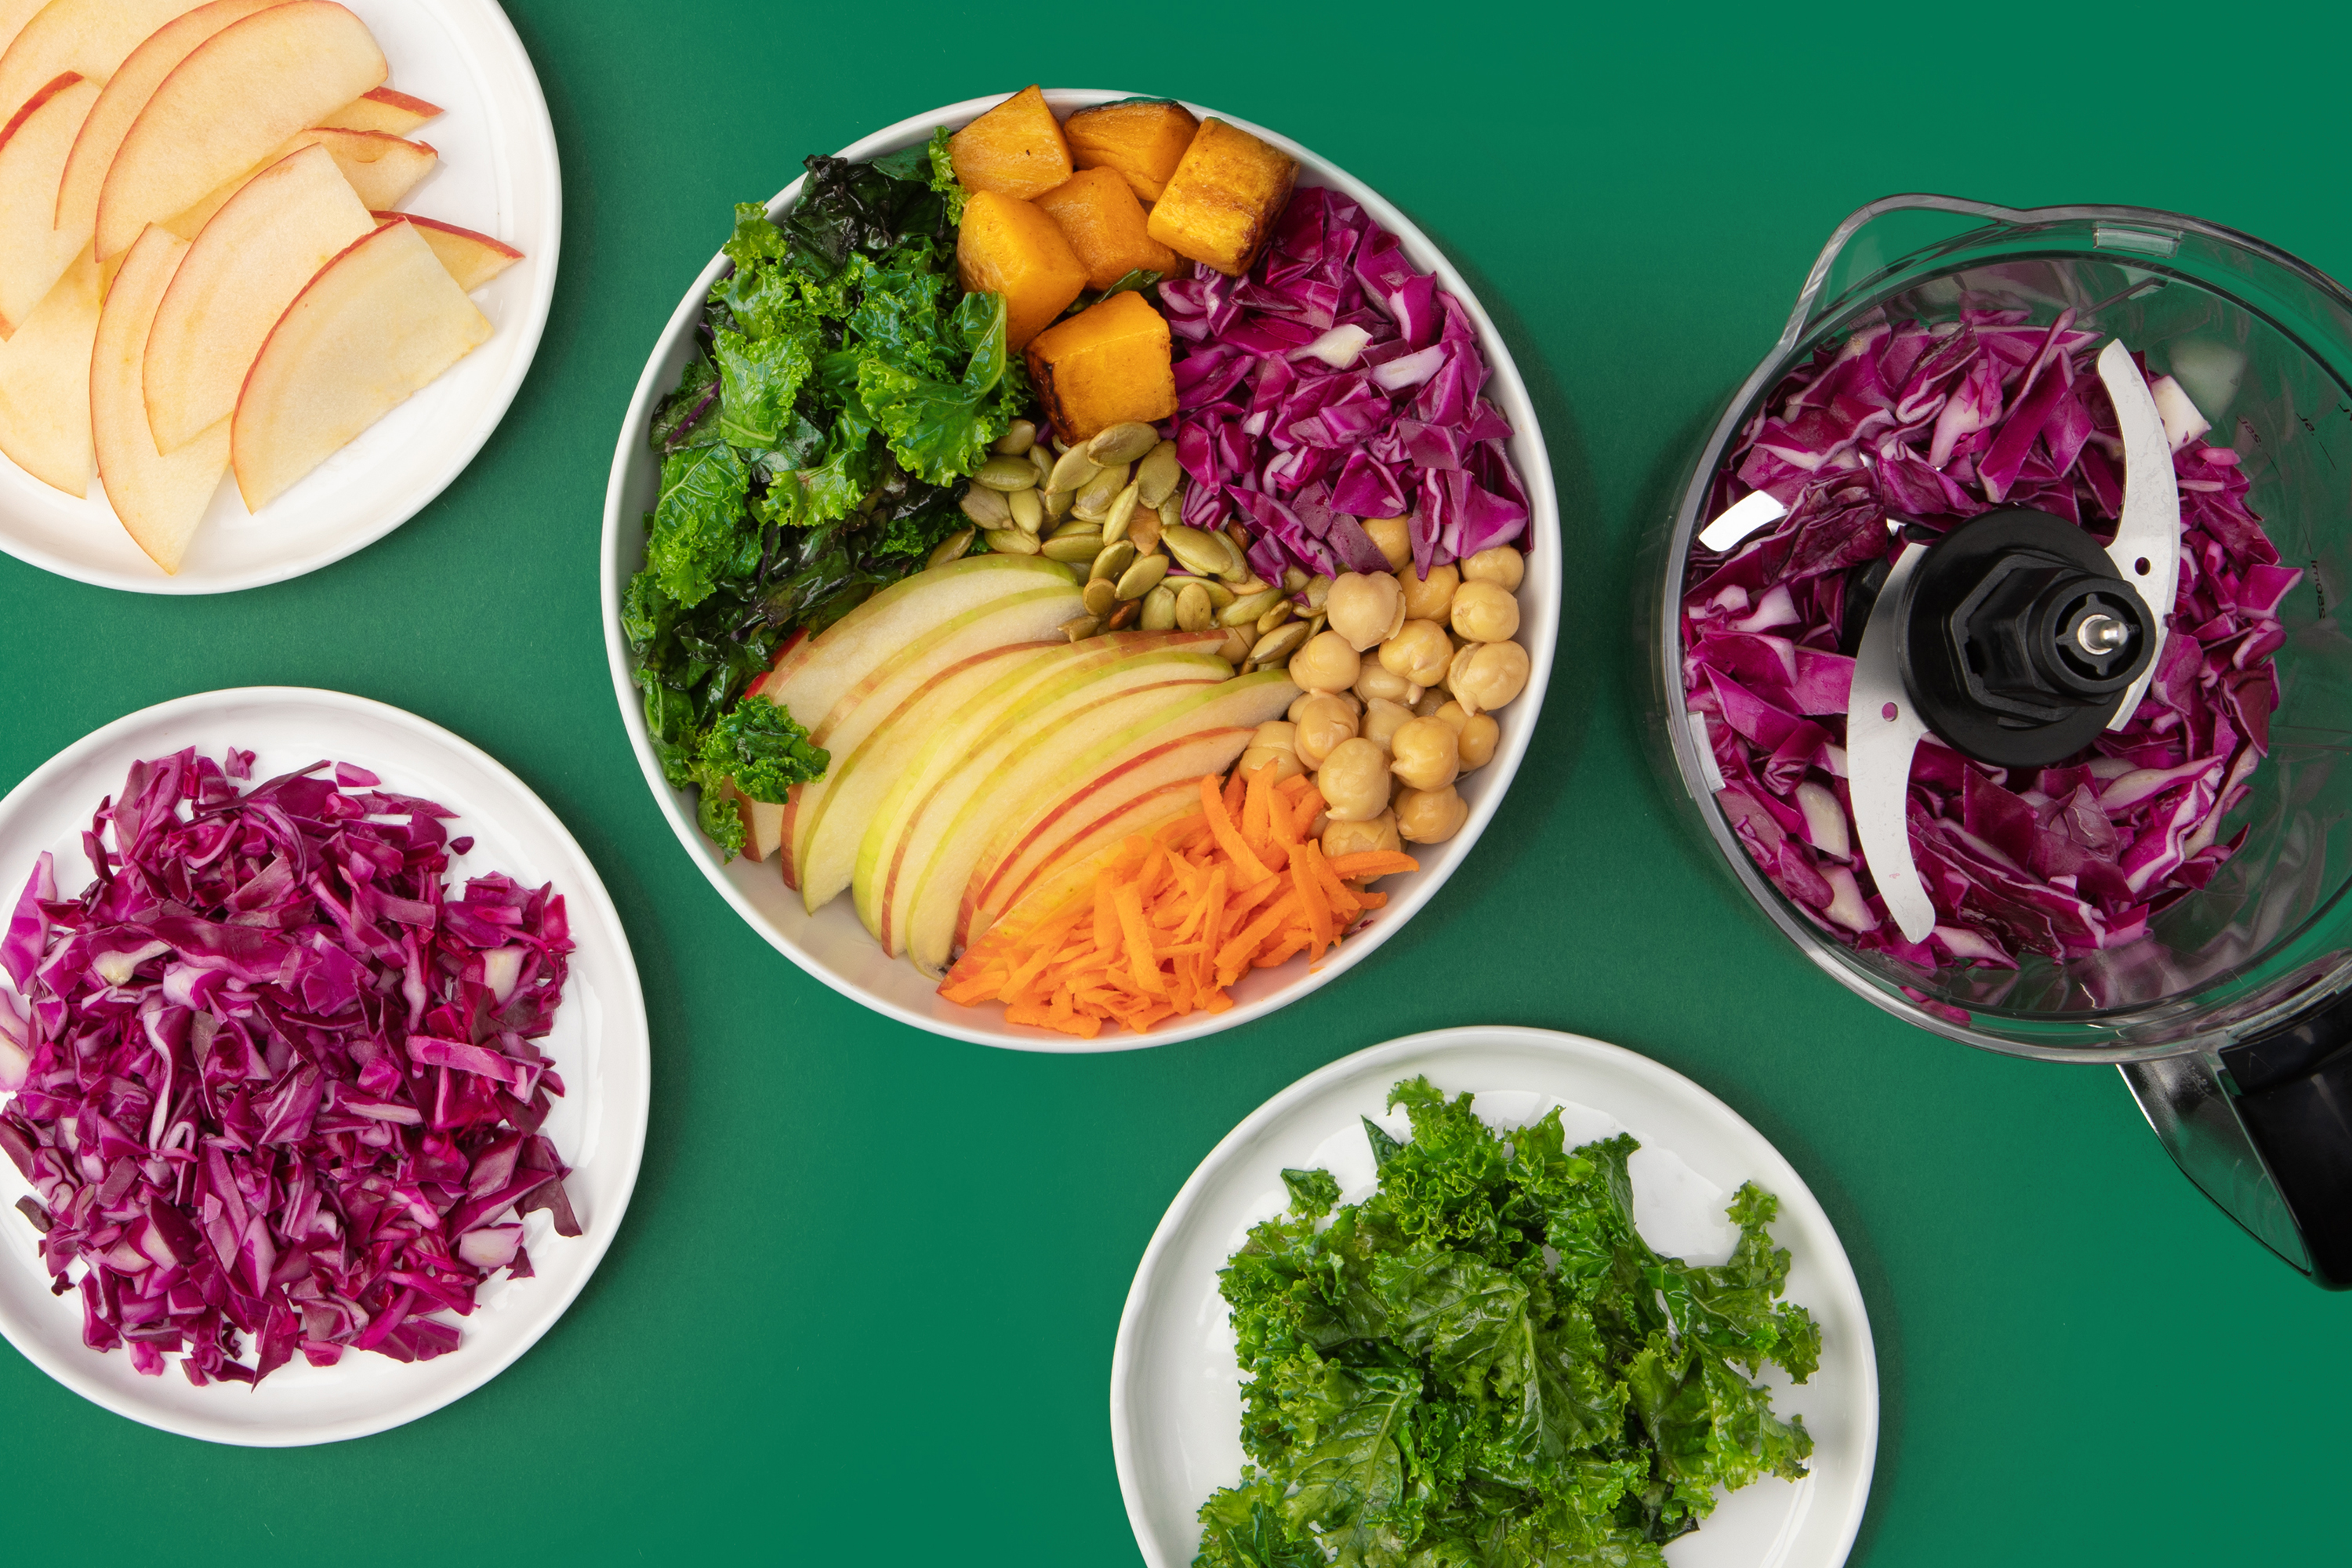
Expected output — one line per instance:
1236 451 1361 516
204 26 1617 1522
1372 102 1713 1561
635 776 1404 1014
1196 1077 1817 1567
699 694 828 804
645 442 754 608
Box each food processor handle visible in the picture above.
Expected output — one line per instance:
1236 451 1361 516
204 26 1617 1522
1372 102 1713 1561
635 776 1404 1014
1777 194 2045 357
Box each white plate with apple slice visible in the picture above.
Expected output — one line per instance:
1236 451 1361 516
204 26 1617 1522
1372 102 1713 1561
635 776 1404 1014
0 0 558 594
600 90 1560 1052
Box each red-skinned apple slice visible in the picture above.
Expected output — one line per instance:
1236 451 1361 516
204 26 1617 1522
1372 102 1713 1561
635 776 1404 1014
144 140 374 452
720 782 788 864
854 632 1232 942
960 722 1265 946
230 216 490 510
0 72 96 337
977 783 1207 948
0 244 99 493
394 213 523 291
0 1 48 62
0 0 207 127
166 128 435 240
92 224 227 573
903 670 1298 973
319 85 440 136
94 0 387 261
51 0 279 267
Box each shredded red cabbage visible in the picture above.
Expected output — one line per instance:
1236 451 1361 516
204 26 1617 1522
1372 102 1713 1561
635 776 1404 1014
0 749 579 1386
1683 307 2296 972
1160 187 1530 584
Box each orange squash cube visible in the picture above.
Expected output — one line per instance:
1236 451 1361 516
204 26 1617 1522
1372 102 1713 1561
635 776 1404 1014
1063 98 1200 203
1025 291 1177 443
957 191 1089 352
1033 169 1178 292
1145 119 1298 278
948 85 1073 201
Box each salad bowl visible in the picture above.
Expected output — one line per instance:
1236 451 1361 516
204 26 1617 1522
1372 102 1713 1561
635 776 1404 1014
601 89 1559 1051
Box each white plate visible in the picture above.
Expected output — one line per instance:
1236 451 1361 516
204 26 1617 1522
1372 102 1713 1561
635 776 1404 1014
601 89 1561 1052
1112 1027 1878 1568
0 0 561 594
0 688 648 1446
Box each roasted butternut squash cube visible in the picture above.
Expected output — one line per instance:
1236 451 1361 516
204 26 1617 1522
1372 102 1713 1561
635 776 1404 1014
1034 169 1178 292
1063 98 1200 203
958 191 1089 351
948 85 1073 201
1025 291 1177 443
1145 118 1298 278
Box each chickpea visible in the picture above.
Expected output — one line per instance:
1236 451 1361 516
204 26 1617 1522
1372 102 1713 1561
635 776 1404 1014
1287 630 1362 693
1323 811 1403 862
1380 619 1454 687
1398 563 1458 623
1354 661 1419 707
1396 783 1470 844
1316 738 1393 822
1446 641 1479 699
1450 640 1531 715
1412 688 1450 717
1291 693 1359 768
1388 716 1461 792
1361 697 1413 752
1325 571 1406 652
1363 516 1413 572
1238 721 1305 783
1461 546 1526 593
1450 579 1520 644
1290 688 1359 724
1435 701 1500 771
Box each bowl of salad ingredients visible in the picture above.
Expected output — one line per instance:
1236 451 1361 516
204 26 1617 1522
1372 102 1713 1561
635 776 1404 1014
602 88 1559 1049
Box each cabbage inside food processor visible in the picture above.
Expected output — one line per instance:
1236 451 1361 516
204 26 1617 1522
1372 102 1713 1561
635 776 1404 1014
1654 195 2352 1285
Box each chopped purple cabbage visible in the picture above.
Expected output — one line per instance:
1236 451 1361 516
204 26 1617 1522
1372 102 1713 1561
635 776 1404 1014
1684 307 2295 971
0 750 578 1386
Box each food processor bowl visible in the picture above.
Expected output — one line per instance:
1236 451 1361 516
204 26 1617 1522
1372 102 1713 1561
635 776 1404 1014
1649 194 2352 1284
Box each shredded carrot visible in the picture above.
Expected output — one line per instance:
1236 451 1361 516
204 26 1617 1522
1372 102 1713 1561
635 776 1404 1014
940 768 1393 1036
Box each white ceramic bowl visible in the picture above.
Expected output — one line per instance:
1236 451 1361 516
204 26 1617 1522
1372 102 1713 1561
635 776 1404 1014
601 89 1559 1051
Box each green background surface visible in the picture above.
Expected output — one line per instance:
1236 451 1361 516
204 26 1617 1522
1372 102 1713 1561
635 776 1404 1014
2 0 2346 1562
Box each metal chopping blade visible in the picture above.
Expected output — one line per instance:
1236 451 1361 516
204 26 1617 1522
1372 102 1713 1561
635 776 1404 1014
2094 339 2182 728
1846 540 1936 942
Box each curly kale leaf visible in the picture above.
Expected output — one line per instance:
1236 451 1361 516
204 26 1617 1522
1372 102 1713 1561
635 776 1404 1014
699 694 828 804
645 442 754 608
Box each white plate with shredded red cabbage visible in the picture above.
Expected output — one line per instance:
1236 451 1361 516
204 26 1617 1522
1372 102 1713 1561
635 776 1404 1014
0 688 647 1446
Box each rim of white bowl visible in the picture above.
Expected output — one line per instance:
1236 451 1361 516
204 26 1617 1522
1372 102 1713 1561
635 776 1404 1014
600 89 1559 1051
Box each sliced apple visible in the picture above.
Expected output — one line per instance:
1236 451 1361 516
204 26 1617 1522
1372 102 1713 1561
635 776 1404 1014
0 245 100 494
962 722 1268 947
908 670 1299 973
95 0 387 262
980 788 1208 953
144 141 373 452
166 127 434 240
0 0 50 69
230 216 490 510
855 631 1231 943
396 213 522 291
318 85 439 136
92 224 227 572
52 0 281 264
0 72 96 337
753 553 1082 734
719 780 788 863
0 0 208 126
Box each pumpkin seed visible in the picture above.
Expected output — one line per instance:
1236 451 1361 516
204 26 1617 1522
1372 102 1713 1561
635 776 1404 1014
1100 482 1142 546
1041 532 1103 564
993 419 1036 456
959 485 1011 527
1007 488 1044 535
1282 566 1310 593
1141 584 1178 631
1116 551 1170 601
1129 508 1162 556
1308 612 1329 639
1090 539 1138 583
1072 464 1127 521
1250 622 1312 667
1304 575 1333 612
1198 578 1236 610
975 456 1040 492
1108 600 1142 630
1157 495 1182 535
1086 421 1160 465
1059 615 1101 642
1049 517 1101 541
1047 446 1100 494
1161 523 1229 579
985 528 1040 556
1221 629 1255 666
1045 486 1074 521
1135 440 1181 506
1029 445 1053 485
1257 603 1295 636
927 527 975 568
1175 581 1214 632
1220 586 1284 626
1083 578 1117 619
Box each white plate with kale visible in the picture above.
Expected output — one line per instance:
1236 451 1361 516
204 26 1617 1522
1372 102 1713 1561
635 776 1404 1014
599 89 1559 1051
1112 1027 1878 1567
